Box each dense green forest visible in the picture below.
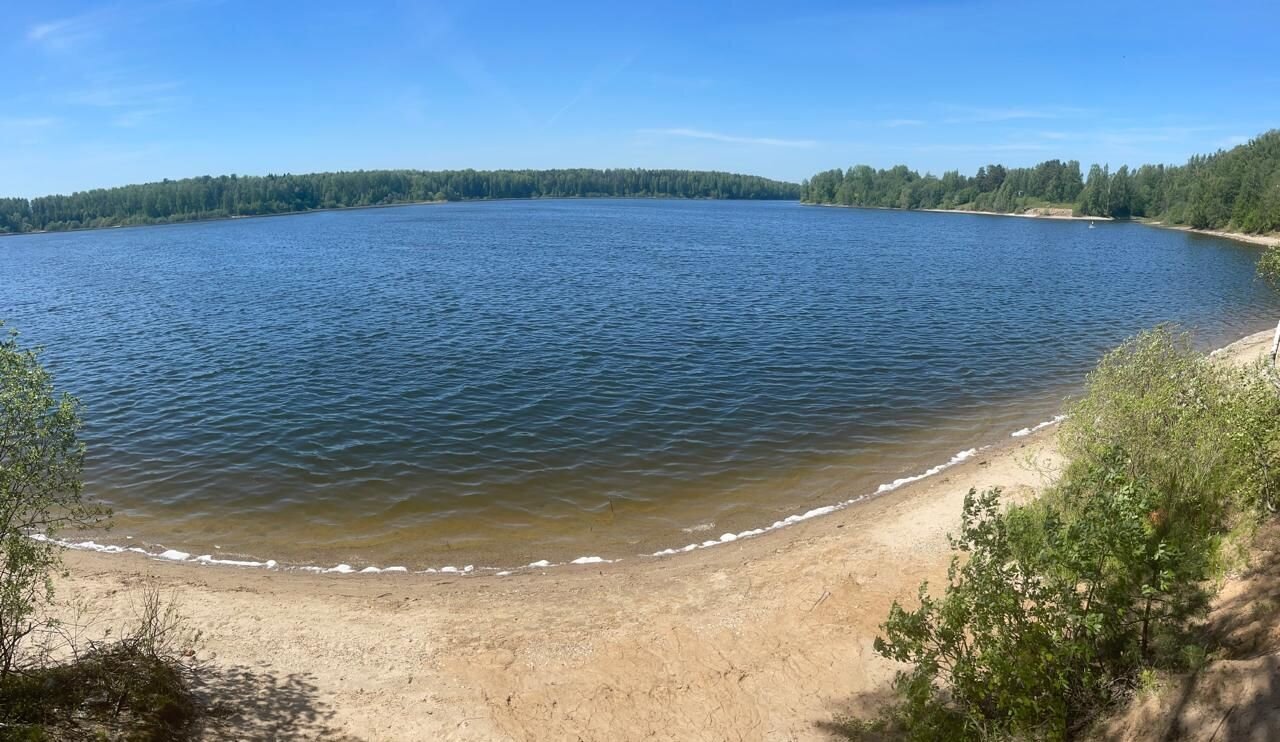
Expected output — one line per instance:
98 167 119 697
0 168 801 234
803 129 1280 234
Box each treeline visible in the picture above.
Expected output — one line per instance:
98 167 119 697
803 129 1280 234
805 159 1085 214
0 168 801 234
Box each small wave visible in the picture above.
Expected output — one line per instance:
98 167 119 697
36 531 624 577
650 445 985 558
874 448 978 495
1011 415 1067 438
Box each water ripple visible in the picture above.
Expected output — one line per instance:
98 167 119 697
2 201 1278 567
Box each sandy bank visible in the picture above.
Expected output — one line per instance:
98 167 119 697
811 202 1280 245
807 202 1107 222
55 329 1276 741
1146 221 1280 249
922 206 1107 222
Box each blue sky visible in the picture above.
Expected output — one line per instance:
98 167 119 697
5 0 1279 197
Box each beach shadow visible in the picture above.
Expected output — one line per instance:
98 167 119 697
813 687 900 740
195 664 358 741
1154 654 1280 741
1202 521 1280 661
1154 520 1280 740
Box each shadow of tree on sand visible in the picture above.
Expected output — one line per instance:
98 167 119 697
1202 523 1280 661
812 687 900 740
1152 520 1280 741
194 663 360 741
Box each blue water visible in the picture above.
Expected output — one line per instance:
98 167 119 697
2 200 1277 568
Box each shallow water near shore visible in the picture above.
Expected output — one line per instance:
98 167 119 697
3 200 1278 570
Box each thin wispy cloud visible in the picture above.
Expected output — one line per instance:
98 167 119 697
907 142 1055 154
61 80 185 128
408 8 534 128
0 116 61 131
26 8 114 51
640 128 817 148
0 116 62 148
649 73 715 91
64 81 183 108
27 1 198 51
941 104 1093 123
544 54 636 129
882 118 924 128
111 108 171 128
1094 125 1224 147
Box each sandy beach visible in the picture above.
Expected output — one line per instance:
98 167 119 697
815 202 1280 244
54 329 1276 741
1155 222 1280 248
808 202 1108 222
921 206 1108 221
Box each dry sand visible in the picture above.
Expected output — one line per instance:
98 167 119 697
56 329 1277 741
921 206 1107 221
1165 224 1280 249
811 202 1108 222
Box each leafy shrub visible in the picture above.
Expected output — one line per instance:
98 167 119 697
1058 326 1280 519
1259 247 1280 291
848 328 1280 740
0 323 108 678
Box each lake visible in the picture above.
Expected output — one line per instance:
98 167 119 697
3 200 1278 570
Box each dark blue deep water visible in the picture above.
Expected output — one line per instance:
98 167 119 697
3 200 1278 568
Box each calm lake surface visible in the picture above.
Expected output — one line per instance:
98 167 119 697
3 200 1278 569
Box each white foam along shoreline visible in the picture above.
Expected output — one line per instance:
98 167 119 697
41 415 1070 576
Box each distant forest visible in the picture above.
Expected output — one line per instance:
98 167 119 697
0 169 802 234
802 129 1280 234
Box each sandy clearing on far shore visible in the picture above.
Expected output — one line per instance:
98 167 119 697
55 329 1275 741
921 206 1108 222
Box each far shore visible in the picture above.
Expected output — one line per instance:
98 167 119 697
9 198 1277 254
806 200 1280 246
54 328 1277 740
0 194 792 239
923 206 1107 222
808 200 1109 222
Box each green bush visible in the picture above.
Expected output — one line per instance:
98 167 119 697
0 325 208 738
0 323 108 678
849 328 1280 740
1058 326 1280 518
1259 247 1280 291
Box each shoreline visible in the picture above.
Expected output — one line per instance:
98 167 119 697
807 201 1280 243
921 206 1106 222
9 197 1275 255
806 201 1108 222
49 424 1042 577
0 195 799 239
54 329 1276 739
1141 219 1280 248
